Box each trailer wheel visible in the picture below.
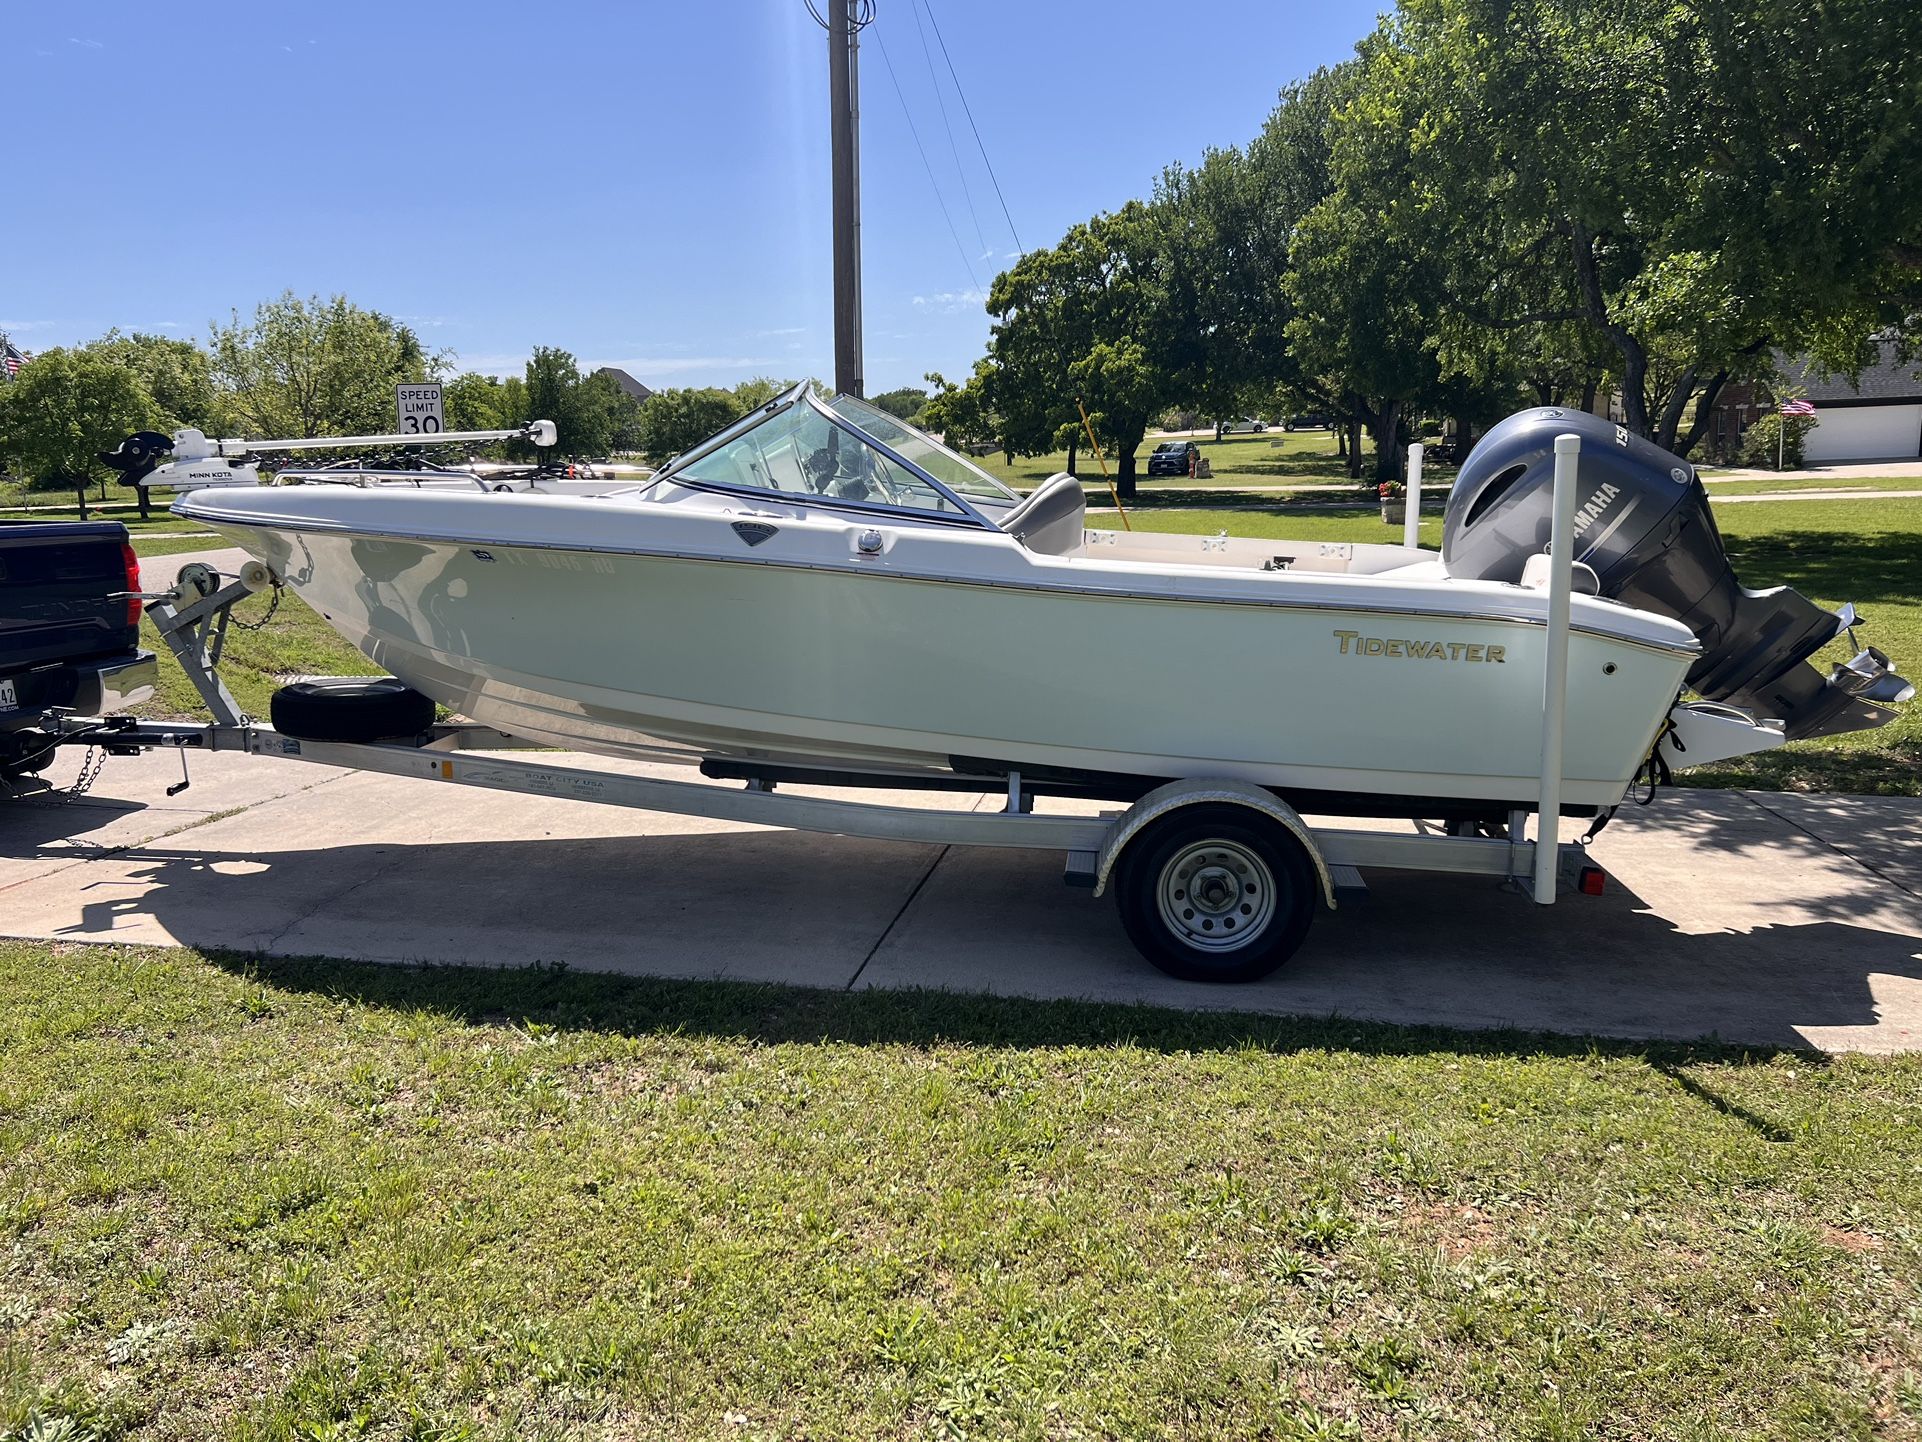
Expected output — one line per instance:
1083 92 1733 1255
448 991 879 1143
270 678 435 743
1114 804 1317 982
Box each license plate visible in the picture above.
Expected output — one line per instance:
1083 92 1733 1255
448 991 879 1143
0 677 15 710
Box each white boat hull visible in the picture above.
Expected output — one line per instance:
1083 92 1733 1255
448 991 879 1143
193 506 1694 810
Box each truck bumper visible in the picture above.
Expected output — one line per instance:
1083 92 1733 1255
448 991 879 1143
4 651 160 725
75 651 159 715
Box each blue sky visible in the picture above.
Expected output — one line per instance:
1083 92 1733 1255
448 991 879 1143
5 0 1385 394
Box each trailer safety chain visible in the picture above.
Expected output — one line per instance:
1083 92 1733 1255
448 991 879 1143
62 744 109 803
226 581 284 632
3 721 108 804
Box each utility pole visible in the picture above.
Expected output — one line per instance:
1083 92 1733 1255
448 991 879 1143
828 0 864 397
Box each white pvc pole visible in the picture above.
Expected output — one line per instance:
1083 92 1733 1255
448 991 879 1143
1534 433 1580 904
1404 442 1423 549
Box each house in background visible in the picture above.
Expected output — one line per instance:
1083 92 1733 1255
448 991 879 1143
1707 339 1922 463
595 367 656 405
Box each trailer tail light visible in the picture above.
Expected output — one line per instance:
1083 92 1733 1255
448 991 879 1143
1578 865 1606 896
120 542 143 628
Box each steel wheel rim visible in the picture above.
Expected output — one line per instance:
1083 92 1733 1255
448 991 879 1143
1155 839 1276 953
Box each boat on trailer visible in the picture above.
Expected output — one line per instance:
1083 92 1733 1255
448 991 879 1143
170 387 1900 817
57 391 1905 980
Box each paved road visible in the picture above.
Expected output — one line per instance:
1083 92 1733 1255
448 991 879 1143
5 747 1918 1053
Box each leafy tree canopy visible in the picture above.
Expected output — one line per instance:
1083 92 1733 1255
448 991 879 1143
1349 0 1922 451
0 348 160 491
868 386 929 423
634 387 747 461
518 347 644 459
84 329 218 432
209 291 440 439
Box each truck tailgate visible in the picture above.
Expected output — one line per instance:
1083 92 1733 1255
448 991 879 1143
0 522 140 672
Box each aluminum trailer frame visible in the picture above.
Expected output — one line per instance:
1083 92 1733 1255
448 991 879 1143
85 713 1579 895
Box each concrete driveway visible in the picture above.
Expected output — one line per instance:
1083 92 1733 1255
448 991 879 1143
4 746 1919 1054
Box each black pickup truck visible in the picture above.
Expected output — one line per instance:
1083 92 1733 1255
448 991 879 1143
1 521 158 779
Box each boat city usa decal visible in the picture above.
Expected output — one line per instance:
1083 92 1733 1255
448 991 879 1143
1333 629 1507 663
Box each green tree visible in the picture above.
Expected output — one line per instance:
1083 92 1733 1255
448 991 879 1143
1356 0 1922 453
921 369 995 453
442 372 511 433
0 348 159 494
84 330 218 431
982 232 1101 472
730 376 792 414
634 387 744 461
868 386 929 423
1281 35 1459 483
209 291 439 439
984 203 1175 495
515 347 645 458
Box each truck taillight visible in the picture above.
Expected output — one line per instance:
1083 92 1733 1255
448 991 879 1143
120 542 143 627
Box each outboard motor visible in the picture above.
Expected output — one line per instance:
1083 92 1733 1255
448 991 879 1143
1442 407 1912 740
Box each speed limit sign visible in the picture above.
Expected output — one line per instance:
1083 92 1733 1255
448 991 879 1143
396 383 444 436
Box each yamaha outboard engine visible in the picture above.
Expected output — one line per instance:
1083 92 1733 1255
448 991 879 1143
1442 407 1912 740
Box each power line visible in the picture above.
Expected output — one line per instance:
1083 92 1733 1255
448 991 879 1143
907 0 987 257
871 21 983 294
918 0 1024 255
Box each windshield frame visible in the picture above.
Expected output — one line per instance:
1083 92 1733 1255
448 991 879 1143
652 384 1004 530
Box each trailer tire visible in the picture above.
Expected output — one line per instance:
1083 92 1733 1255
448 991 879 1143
1114 804 1316 983
270 678 435 743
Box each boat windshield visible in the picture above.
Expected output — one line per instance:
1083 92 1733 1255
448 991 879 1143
827 395 1018 504
673 398 974 517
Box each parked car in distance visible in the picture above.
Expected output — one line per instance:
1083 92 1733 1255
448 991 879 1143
1 521 157 781
1216 416 1267 436
1146 440 1202 477
1285 412 1335 431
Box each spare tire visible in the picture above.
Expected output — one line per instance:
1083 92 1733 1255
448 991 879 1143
270 677 436 743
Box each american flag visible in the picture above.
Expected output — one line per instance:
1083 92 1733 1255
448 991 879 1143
1 342 29 378
1779 398 1817 417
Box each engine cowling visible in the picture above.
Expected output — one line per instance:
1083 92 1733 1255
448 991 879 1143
1441 407 1912 740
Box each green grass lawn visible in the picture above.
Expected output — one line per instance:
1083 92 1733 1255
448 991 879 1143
1687 499 1922 793
130 532 229 558
3 941 1918 1441
1 506 204 537
1704 474 1922 496
977 431 1394 492
1096 499 1922 795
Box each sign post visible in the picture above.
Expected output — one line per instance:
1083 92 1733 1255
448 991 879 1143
396 383 445 437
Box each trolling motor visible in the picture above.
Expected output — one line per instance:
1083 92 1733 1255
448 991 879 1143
1443 408 1913 740
98 431 177 486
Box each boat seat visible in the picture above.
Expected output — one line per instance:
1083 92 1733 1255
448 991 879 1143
998 472 1086 554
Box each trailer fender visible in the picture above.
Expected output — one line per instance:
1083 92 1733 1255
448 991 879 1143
1091 779 1336 909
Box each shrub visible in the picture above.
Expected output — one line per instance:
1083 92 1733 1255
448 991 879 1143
1737 412 1815 470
